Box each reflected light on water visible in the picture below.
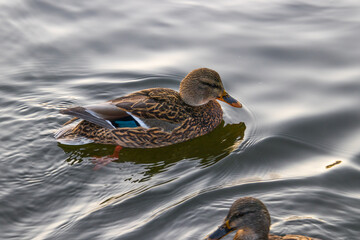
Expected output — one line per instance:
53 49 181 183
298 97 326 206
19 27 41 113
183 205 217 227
96 51 190 72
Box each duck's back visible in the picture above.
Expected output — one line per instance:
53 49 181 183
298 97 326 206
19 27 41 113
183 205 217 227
110 88 192 123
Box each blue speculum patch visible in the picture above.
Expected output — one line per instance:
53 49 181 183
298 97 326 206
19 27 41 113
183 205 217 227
111 116 140 128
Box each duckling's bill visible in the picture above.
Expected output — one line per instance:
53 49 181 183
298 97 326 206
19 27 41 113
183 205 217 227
216 91 242 108
205 220 233 240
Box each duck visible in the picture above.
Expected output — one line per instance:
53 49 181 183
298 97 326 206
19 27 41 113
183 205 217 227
55 68 242 148
205 197 320 240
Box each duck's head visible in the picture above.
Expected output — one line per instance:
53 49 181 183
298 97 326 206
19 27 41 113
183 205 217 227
180 68 242 108
205 197 271 240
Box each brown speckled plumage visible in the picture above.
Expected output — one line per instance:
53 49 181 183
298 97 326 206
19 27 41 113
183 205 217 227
267 234 315 240
56 68 241 148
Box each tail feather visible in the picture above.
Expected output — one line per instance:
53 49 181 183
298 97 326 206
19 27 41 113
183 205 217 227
55 123 94 145
54 122 75 139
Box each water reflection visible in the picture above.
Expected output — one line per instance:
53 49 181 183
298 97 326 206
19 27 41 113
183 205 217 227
59 122 246 180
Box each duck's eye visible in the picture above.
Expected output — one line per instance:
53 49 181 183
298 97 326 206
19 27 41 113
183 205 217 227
200 81 221 89
235 212 246 217
235 210 255 218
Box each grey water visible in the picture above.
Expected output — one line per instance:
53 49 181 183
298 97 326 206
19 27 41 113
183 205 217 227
1 1 360 239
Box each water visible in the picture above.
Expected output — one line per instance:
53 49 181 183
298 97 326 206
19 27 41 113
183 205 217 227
1 0 360 239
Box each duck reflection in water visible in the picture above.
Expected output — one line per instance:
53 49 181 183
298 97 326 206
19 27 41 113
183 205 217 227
205 197 320 240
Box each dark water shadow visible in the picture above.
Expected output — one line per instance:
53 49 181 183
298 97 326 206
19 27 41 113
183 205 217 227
58 122 246 180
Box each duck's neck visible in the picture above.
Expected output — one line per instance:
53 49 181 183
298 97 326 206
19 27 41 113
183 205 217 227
234 228 269 240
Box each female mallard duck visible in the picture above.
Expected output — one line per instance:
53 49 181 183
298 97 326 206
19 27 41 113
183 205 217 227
55 68 242 148
205 197 320 240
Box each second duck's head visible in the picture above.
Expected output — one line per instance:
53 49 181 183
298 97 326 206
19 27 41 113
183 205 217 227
180 68 242 108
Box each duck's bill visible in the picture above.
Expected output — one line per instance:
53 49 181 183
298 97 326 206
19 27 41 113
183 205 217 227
205 221 233 240
217 92 242 108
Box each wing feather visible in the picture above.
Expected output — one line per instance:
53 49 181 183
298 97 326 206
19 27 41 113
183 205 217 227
60 107 116 129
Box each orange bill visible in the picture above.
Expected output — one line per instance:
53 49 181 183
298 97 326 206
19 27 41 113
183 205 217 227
216 91 242 108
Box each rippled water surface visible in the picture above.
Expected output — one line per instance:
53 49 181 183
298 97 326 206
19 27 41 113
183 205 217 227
1 1 360 239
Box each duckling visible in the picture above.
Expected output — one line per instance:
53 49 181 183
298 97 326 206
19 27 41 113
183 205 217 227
205 197 320 240
56 68 242 148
